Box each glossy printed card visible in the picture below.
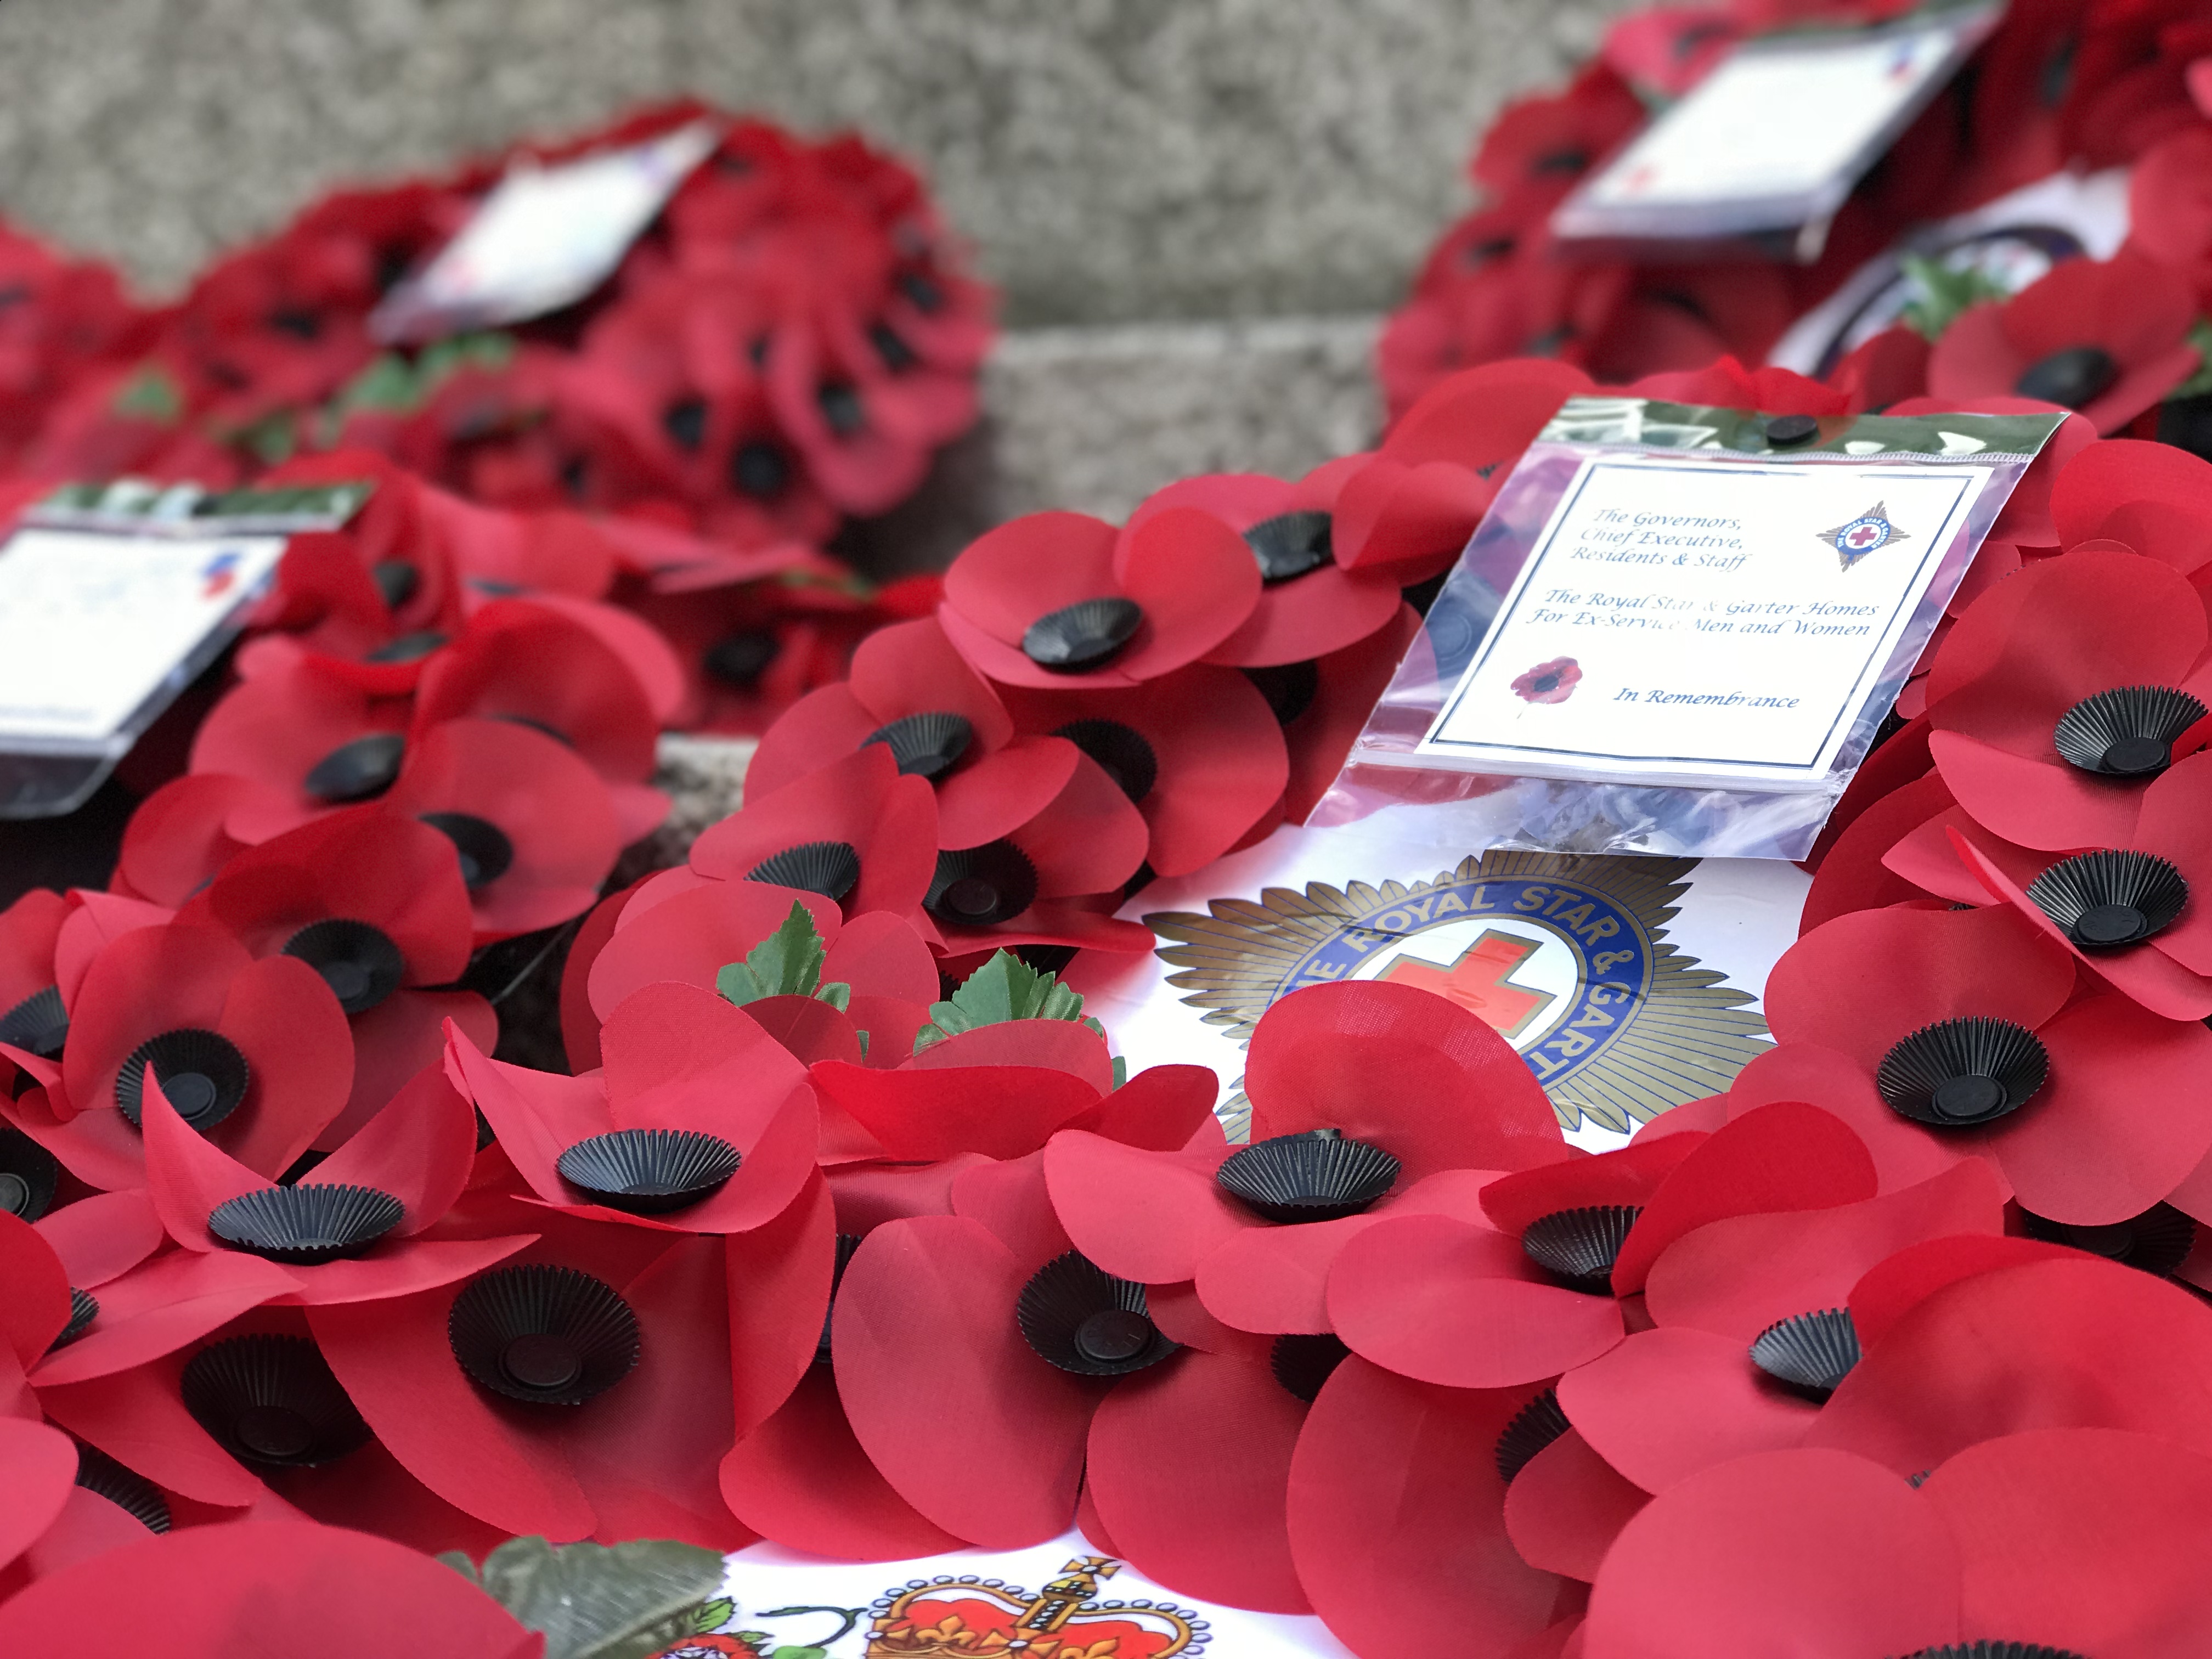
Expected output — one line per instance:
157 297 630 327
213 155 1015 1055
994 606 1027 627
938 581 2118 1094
1325 398 2062 861
1410 451 1987 790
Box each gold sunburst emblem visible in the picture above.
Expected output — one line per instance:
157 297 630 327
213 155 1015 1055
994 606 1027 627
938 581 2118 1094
1146 849 1771 1137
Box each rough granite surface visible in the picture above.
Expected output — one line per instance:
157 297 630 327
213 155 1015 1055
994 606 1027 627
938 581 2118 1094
0 0 1634 325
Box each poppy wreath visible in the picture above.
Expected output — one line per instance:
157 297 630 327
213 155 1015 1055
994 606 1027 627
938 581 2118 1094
1382 0 2212 455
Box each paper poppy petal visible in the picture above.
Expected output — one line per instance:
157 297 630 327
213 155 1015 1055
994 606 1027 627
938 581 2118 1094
1245 980 1567 1182
1612 1103 1877 1294
1329 1214 1624 1386
1007 750 1151 899
833 1215 1096 1548
720 1363 967 1560
326 988 496 1151
943 512 1120 649
0 1513 540 1659
0 1208 70 1368
1200 1211 1395 1336
1556 1327 1821 1494
812 1060 1099 1162
444 1021 608 1205
29 1249 300 1386
1921 1427 2212 1654
1722 1043 1969 1195
820 910 940 1005
309 1287 597 1541
310 1061 478 1235
1764 902 2075 1069
1503 1427 1650 1583
689 743 938 920
22 1483 161 1578
1043 1131 1242 1284
934 737 1079 851
1579 1449 1959 1659
1800 768 1956 930
1143 1279 1278 1363
1287 1356 1564 1659
1086 1351 1311 1613
726 1172 837 1444
139 1065 271 1251
1846 1233 2080 1350
1807 1256 2212 1474
1204 562 1406 669
1643 1160 2006 1341
32 1189 165 1288
950 1151 1073 1273
34 1361 266 1508
851 616 1015 753
905 1018 1118 1091
1480 1136 1705 1237
1985 992 2212 1223
214 952 356 1178
1927 728 2162 851
1059 1064 1221 1152
588 878 843 1020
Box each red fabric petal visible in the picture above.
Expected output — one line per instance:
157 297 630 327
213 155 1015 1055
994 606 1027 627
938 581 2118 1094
1503 1427 1650 1583
832 1216 1096 1547
1086 1351 1311 1613
1287 1357 1564 1659
1612 1103 1877 1294
1555 1326 1820 1493
1643 1160 2006 1340
1329 1215 1624 1386
445 1022 609 1204
1579 1449 1958 1659
720 1364 966 1560
1246 980 1568 1182
1203 563 1405 669
1808 1256 2212 1474
1922 1427 2212 1656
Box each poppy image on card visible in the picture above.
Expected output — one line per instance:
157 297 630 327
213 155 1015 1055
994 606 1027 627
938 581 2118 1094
1511 657 1582 704
1819 502 1909 572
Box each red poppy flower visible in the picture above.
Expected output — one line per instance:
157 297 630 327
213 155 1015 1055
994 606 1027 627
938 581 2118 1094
686 742 938 924
1472 63 1645 215
137 1057 525 1307
0 889 70 1072
1578 1447 1962 1658
2130 127 2212 302
1809 1251 2212 1477
409 597 668 844
814 1018 1217 1166
0 1515 541 1659
48 921 353 1188
580 883 935 1067
381 717 624 942
1600 8 1741 100
997 665 1288 877
309 1203 770 1547
749 616 1093 856
1116 472 1404 667
1510 657 1582 706
170 807 493 1144
1925 250 2202 433
1287 1357 1573 1658
1626 354 1848 417
1336 359 1594 585
1926 545 2212 851
829 1203 1310 1609
449 983 818 1236
188 657 414 847
937 509 1262 692
1761 901 2212 1221
1044 980 1565 1345
2049 436 2212 574
110 775 269 909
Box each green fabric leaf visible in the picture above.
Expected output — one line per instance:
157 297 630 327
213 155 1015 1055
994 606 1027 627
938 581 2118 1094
692 1598 736 1633
2165 317 2212 402
913 949 1093 1053
469 1536 727 1659
814 979 851 1012
437 1549 483 1585
1898 252 2010 342
111 365 184 424
716 901 835 1007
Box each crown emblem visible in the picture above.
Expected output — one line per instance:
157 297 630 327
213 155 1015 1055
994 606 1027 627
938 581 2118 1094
864 1558 1205 1657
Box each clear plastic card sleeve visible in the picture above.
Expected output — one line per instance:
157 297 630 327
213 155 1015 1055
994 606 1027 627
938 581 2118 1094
0 477 371 818
1315 397 2063 862
1549 2 2002 263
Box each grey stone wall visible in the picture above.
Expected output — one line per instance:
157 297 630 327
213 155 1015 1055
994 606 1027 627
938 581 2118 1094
0 0 1632 326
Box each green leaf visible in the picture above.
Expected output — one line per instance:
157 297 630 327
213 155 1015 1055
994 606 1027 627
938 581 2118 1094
716 902 843 1007
111 365 184 425
2166 317 2212 402
1898 252 2010 342
437 1549 483 1585
855 1028 870 1061
692 1598 736 1633
769 1647 828 1659
468 1536 727 1659
814 979 851 1012
913 949 1103 1053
